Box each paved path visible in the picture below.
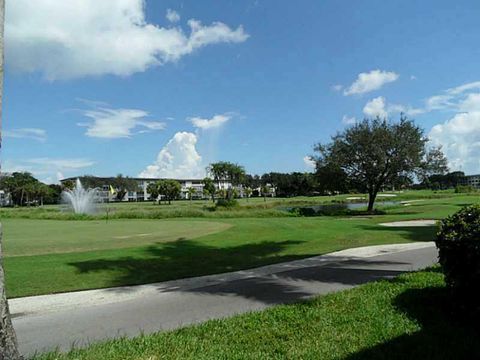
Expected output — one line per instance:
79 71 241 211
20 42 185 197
10 242 437 357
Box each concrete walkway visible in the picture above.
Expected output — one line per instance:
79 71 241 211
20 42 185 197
11 242 437 357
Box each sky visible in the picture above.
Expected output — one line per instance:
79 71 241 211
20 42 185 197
2 0 480 183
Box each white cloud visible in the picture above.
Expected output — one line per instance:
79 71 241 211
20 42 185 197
166 9 180 23
331 84 343 92
459 93 480 112
429 112 480 173
342 115 356 125
2 128 47 142
79 105 166 139
446 81 480 95
5 0 249 80
343 70 399 96
189 114 231 130
2 158 94 184
362 97 424 119
139 132 205 179
424 81 480 112
363 96 388 118
303 156 316 169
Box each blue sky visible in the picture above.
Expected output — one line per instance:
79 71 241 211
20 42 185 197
2 0 480 183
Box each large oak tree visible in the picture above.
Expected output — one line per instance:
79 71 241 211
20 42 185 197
313 117 446 212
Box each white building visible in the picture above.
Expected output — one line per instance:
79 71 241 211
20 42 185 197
462 174 480 189
61 177 241 202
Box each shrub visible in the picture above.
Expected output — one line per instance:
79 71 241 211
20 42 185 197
215 199 239 209
435 205 480 316
454 185 476 193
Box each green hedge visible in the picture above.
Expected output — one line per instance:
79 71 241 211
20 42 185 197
436 205 480 317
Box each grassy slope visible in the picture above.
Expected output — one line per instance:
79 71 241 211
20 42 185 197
3 192 480 298
33 268 480 360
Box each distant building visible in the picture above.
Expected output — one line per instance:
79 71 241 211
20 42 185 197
461 174 480 189
0 190 11 207
60 177 243 202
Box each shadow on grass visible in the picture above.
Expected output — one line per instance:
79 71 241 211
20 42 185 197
69 239 308 290
357 225 438 243
70 236 424 305
345 271 480 359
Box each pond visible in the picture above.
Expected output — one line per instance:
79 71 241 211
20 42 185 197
285 201 399 216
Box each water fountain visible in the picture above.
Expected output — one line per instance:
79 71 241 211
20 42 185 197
62 178 98 214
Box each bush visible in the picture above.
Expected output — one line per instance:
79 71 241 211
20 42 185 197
454 185 476 193
215 199 239 209
435 205 480 316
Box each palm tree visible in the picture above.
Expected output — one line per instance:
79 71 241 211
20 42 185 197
244 187 253 202
187 187 196 202
0 0 23 357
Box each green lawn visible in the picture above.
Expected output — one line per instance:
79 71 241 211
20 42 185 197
2 191 480 298
3 216 435 298
33 268 480 360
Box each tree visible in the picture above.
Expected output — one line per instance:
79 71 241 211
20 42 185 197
146 182 159 203
0 172 38 206
157 179 181 205
0 0 23 356
207 162 245 200
202 177 216 202
244 187 253 201
419 146 449 187
187 187 196 202
112 174 138 201
313 117 439 212
261 184 271 202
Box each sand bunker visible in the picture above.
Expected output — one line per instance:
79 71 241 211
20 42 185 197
379 219 437 227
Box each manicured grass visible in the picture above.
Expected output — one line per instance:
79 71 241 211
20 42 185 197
32 268 480 360
2 219 231 256
4 191 480 298
3 216 436 298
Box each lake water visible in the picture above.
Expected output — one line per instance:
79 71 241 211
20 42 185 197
285 201 399 215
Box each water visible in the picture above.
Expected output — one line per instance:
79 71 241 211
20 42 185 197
285 201 399 216
62 178 98 214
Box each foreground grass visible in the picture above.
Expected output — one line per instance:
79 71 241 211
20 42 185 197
34 268 479 360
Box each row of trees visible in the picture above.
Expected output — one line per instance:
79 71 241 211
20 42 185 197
0 172 63 206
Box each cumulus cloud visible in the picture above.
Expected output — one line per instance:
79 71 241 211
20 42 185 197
343 70 399 96
362 97 424 119
342 115 356 125
79 105 166 139
429 112 480 173
166 9 180 23
5 0 249 80
331 84 343 92
303 156 316 169
189 114 231 130
2 128 47 142
138 132 205 179
363 96 388 118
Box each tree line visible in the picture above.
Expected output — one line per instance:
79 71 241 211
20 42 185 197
0 172 63 206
